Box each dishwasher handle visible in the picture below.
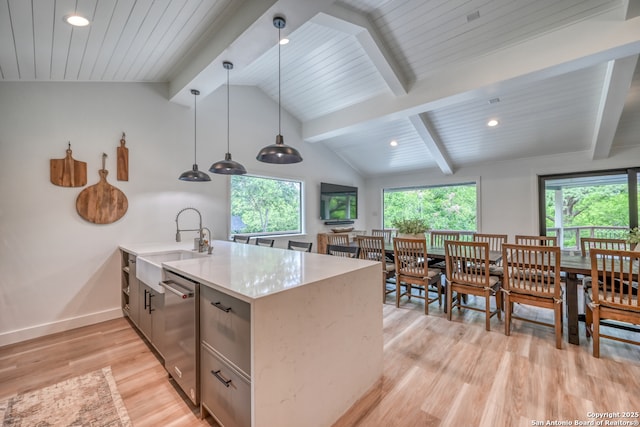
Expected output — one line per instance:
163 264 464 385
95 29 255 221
160 280 194 299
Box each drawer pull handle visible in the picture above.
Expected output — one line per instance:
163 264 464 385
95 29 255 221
212 301 232 313
212 370 232 387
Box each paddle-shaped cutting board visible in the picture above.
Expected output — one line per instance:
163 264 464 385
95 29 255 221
76 153 128 224
117 132 128 181
50 143 87 187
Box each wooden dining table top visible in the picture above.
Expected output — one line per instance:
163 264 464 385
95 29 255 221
382 242 503 263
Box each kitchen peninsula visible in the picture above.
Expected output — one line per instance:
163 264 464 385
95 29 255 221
120 240 382 427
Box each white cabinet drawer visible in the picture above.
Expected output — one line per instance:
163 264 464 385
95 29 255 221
201 344 251 427
200 285 251 376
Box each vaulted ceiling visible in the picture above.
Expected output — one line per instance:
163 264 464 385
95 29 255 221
2 0 640 177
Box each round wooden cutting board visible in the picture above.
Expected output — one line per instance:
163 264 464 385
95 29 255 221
76 154 128 224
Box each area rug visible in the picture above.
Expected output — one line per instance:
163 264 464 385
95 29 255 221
0 366 132 427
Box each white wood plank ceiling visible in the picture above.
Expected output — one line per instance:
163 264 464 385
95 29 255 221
2 0 640 177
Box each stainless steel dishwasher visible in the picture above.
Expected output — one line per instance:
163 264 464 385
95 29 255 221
160 270 199 405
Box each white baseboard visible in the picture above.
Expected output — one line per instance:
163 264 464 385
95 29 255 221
0 308 124 347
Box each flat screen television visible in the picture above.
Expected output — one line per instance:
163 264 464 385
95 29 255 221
320 182 358 221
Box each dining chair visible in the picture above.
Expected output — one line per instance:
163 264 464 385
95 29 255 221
430 231 461 248
473 233 508 252
429 231 460 269
585 248 640 358
445 241 502 330
473 233 508 271
371 229 393 244
255 237 275 247
514 235 558 246
393 237 442 315
326 244 360 258
327 233 350 247
287 240 313 252
580 237 628 257
502 243 563 349
233 235 250 244
356 235 396 303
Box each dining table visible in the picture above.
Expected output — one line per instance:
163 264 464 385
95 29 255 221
382 241 594 345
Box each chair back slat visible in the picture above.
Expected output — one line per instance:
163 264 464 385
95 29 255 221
233 235 250 244
356 236 385 265
371 229 393 243
473 233 507 252
580 238 627 257
514 235 557 246
430 231 460 248
255 238 275 247
590 249 639 310
327 233 350 246
503 244 561 298
445 241 490 287
394 238 428 278
326 244 360 258
288 240 312 252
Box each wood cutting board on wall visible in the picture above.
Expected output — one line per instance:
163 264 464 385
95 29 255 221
76 153 128 224
50 143 87 187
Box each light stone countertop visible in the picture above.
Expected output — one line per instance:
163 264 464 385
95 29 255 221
120 240 378 302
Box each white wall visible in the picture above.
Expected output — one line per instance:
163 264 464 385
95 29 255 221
0 82 364 346
364 146 640 239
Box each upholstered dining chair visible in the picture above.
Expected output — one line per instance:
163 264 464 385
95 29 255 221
326 244 360 258
502 243 563 349
255 237 275 247
514 235 557 246
287 240 313 252
585 248 640 358
356 235 395 303
445 240 502 330
393 237 442 315
233 235 250 244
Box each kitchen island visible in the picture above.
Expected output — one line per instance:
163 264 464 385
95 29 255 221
121 240 382 427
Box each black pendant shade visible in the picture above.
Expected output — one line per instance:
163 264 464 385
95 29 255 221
210 152 247 175
256 16 302 165
256 134 302 164
179 163 211 181
210 61 247 175
180 89 211 181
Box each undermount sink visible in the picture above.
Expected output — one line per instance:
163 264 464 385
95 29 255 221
136 250 205 292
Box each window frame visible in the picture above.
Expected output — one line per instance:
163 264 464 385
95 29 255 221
229 173 304 238
537 167 639 238
382 180 479 232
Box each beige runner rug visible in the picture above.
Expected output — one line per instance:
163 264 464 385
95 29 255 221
0 366 131 426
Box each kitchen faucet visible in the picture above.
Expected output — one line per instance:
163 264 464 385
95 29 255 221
175 207 208 252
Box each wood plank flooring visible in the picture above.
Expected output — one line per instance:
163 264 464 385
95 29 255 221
1 296 638 427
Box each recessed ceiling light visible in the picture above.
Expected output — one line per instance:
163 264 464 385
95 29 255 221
390 140 398 147
279 38 289 45
487 119 499 127
64 15 90 27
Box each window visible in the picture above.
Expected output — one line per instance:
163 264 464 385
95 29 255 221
383 182 477 231
230 175 302 236
538 169 639 249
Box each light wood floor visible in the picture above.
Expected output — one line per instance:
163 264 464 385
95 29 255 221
1 296 639 427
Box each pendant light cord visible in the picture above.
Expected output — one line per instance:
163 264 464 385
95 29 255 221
278 25 281 136
193 91 197 164
227 67 230 153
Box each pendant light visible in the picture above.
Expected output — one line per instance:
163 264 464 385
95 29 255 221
179 89 211 181
209 61 247 175
256 16 303 164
